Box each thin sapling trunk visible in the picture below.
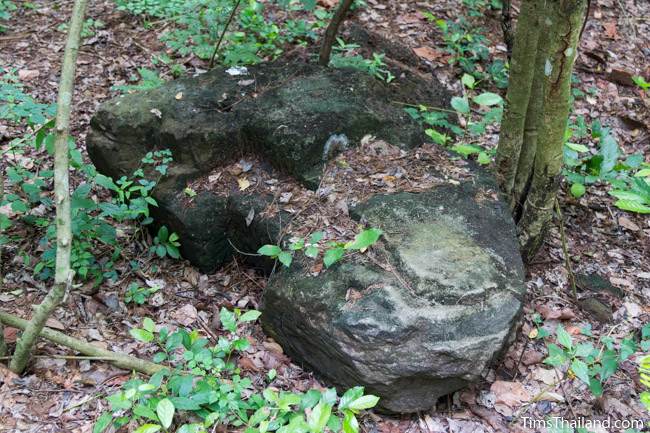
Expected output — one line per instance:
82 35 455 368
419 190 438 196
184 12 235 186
318 0 354 66
9 0 88 374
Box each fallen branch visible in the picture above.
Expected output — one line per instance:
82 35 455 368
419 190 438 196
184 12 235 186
0 311 164 375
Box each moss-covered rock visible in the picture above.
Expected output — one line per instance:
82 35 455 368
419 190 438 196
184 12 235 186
87 61 451 270
262 185 525 413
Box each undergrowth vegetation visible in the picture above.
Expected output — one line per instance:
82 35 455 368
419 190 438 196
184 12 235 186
1 68 180 286
94 310 379 433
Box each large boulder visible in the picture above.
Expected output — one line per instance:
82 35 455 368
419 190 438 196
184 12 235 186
87 61 450 271
262 182 525 413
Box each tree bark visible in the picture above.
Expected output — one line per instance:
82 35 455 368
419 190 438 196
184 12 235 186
318 0 354 66
495 0 543 202
0 311 164 375
516 0 589 262
511 2 554 215
9 0 88 374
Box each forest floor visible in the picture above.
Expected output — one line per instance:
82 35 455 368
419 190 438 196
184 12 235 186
1 0 649 432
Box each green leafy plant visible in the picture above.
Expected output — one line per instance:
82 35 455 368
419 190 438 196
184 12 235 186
632 75 649 92
114 0 330 66
0 0 16 33
257 227 383 269
541 324 645 398
113 68 165 93
150 225 181 259
95 311 380 433
405 77 503 164
422 12 507 87
640 354 650 411
125 282 161 305
562 116 650 213
329 40 395 83
57 18 105 38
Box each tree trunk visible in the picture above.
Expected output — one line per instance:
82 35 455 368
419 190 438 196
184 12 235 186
495 0 543 202
318 0 354 66
496 0 588 262
9 0 88 374
517 0 588 262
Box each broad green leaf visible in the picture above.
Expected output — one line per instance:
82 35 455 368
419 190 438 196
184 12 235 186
565 142 589 153
477 152 491 165
323 247 345 268
425 128 449 145
570 183 586 198
450 96 470 114
556 325 572 349
635 168 650 177
451 144 482 157
588 378 603 397
309 231 324 244
239 310 262 322
278 251 293 268
614 199 650 214
307 401 332 432
11 199 28 213
342 412 359 433
472 92 503 106
544 344 568 367
156 399 175 429
278 392 302 410
339 387 365 410
249 407 271 426
133 404 158 421
93 412 113 433
347 395 380 411
219 307 237 333
641 391 650 411
133 424 161 433
570 359 590 385
142 317 155 333
599 133 619 174
300 389 322 410
461 73 475 89
95 174 118 191
346 228 382 251
304 246 319 258
620 338 637 361
258 244 282 257
609 190 646 202
130 328 154 343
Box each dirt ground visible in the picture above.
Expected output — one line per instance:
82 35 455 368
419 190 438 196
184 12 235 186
0 0 649 432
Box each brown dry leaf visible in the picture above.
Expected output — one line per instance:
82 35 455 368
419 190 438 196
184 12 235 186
238 177 251 191
317 0 338 8
521 350 545 366
3 326 17 344
536 304 576 320
18 69 40 80
239 356 260 371
263 340 284 355
603 21 618 39
491 381 531 405
45 318 66 330
171 304 198 326
413 46 442 62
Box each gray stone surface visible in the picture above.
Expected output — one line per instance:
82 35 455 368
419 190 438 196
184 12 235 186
87 61 450 271
262 184 525 413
